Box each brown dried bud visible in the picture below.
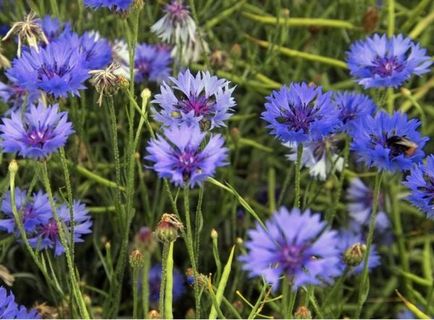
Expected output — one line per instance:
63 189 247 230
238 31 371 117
210 50 229 68
294 306 312 319
230 44 242 58
155 213 183 243
185 308 196 319
230 127 241 144
148 309 161 319
0 265 14 286
362 6 379 33
89 63 126 106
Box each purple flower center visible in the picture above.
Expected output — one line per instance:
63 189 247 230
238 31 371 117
26 126 54 147
165 1 189 22
178 95 213 117
280 103 319 133
136 60 150 77
370 56 404 77
37 61 72 80
40 218 58 241
176 149 201 180
279 244 305 273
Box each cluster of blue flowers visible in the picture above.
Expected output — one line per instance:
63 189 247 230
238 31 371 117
146 69 234 188
0 286 40 319
241 32 433 291
0 187 92 256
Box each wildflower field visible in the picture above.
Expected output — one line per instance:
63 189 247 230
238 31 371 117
0 0 434 318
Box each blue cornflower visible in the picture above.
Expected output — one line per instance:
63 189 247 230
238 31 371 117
60 31 112 70
337 229 380 274
134 43 172 83
239 207 342 290
6 38 90 98
347 34 432 88
0 188 51 234
0 286 40 319
29 200 92 256
148 264 185 305
145 124 228 188
262 83 339 144
153 70 235 130
84 0 133 11
351 111 427 171
333 91 377 133
404 155 434 219
0 102 74 159
39 16 72 42
347 177 390 232
0 81 40 111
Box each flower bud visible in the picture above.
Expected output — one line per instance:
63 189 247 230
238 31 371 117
344 242 366 267
230 44 242 58
232 300 244 313
400 87 412 97
129 249 145 268
155 213 183 243
134 226 156 253
185 308 195 319
8 160 19 175
210 228 218 240
294 306 312 319
362 6 379 33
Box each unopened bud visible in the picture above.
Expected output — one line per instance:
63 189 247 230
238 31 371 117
362 6 379 33
236 237 243 245
8 160 19 175
155 213 183 243
230 128 241 144
230 44 242 58
232 300 244 313
294 306 312 319
210 228 218 240
186 268 195 286
129 249 144 268
344 242 366 267
141 88 151 100
134 226 156 252
400 87 412 97
133 0 144 10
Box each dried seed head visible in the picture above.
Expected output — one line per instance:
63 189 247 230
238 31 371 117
0 265 14 286
2 13 48 56
0 44 10 69
89 63 127 106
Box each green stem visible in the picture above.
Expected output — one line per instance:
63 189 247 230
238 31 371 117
294 144 303 209
164 241 175 319
49 0 60 16
159 243 169 316
142 253 151 317
41 162 89 318
242 12 355 29
390 176 411 294
132 267 140 319
355 171 384 318
183 186 201 317
387 88 395 114
387 0 395 36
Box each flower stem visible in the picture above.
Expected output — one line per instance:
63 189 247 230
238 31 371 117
387 87 395 114
41 161 89 319
142 252 151 317
164 241 175 319
159 243 169 316
387 0 395 36
355 171 384 318
132 267 140 319
183 186 201 317
294 144 303 209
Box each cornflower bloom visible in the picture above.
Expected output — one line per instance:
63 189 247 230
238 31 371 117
262 82 339 144
134 43 172 83
0 102 74 159
347 34 432 88
39 16 72 42
29 201 92 256
0 286 40 318
6 38 90 98
404 155 434 219
145 124 228 188
333 91 377 133
153 69 235 130
239 207 342 290
84 0 134 11
0 188 51 234
148 264 185 305
351 111 427 172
